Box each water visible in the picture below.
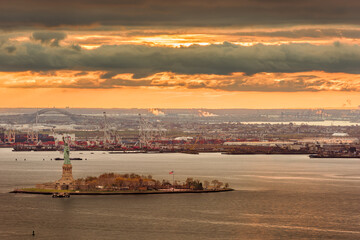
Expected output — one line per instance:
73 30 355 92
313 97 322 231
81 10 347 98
1 149 360 239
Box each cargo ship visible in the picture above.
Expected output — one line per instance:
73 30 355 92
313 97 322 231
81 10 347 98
13 145 60 151
309 153 360 158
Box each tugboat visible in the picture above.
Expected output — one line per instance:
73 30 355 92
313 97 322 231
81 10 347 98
181 150 199 154
52 192 70 198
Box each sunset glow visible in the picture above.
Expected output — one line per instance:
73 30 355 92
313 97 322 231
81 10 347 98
1 1 360 108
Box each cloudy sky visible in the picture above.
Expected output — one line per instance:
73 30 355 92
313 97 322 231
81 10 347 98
1 0 360 108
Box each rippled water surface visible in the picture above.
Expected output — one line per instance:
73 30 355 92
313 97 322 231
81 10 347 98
1 149 360 239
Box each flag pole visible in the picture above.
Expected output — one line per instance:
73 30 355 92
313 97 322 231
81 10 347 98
172 172 174 192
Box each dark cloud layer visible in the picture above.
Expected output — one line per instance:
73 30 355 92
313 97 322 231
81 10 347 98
1 41 360 76
31 32 67 47
4 46 16 53
1 0 360 29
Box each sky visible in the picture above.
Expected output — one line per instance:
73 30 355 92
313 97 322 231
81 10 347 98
1 0 360 109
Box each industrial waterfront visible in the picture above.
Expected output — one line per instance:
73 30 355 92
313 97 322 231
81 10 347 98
2 108 360 157
1 149 360 239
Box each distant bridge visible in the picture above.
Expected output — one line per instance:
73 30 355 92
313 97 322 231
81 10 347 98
24 108 82 123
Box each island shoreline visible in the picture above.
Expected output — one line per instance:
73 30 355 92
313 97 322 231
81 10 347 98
10 188 234 195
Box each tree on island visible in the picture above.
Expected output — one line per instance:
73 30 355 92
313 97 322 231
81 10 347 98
185 178 203 190
211 180 219 189
204 180 210 189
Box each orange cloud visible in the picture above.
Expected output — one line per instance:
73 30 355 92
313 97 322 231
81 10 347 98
1 71 360 93
6 25 360 51
63 27 360 48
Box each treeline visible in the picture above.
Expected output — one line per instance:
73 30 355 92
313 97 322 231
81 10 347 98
73 173 156 191
72 173 229 191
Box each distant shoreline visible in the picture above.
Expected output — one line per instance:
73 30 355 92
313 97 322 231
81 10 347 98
10 188 234 195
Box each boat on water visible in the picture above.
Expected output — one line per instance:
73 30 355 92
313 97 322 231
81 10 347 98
54 157 82 160
52 192 70 198
13 145 59 151
180 150 199 154
309 154 360 158
109 150 147 154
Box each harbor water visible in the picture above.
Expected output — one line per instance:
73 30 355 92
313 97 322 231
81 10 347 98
1 149 360 239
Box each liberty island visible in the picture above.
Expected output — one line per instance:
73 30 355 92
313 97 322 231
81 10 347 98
10 140 233 195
